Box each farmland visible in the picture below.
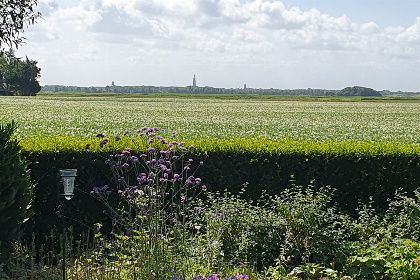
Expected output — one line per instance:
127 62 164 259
1 95 419 150
3 94 420 279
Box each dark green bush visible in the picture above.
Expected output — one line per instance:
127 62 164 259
0 121 32 264
21 148 420 250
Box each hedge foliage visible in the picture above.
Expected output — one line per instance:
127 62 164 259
21 138 420 247
0 122 32 263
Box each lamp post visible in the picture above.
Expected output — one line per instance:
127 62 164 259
58 169 77 280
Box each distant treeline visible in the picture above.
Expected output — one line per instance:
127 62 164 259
40 85 419 96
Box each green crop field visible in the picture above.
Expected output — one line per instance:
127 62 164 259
1 95 420 152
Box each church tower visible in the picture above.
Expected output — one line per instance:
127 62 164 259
193 74 197 88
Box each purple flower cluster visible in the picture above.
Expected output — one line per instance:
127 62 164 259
191 273 249 280
90 184 111 195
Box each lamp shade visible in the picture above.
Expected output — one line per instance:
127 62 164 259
59 169 77 200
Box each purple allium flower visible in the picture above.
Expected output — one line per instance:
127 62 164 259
160 150 170 155
180 147 187 151
189 145 194 149
140 154 147 157
85 144 90 149
147 138 154 144
188 158 193 162
171 131 176 137
115 135 121 141
199 161 204 165
195 178 202 184
96 133 104 138
184 166 190 170
201 185 207 190
180 196 185 202
168 268 174 273
131 138 135 142
146 147 155 152
123 130 131 136
122 163 129 167
100 266 104 272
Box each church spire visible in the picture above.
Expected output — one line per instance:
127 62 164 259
193 74 197 88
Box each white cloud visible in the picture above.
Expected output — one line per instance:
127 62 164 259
14 0 420 91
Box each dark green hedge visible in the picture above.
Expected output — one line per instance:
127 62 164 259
22 150 420 248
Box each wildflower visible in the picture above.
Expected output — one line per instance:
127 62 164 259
201 185 207 190
131 156 139 162
180 196 185 202
115 135 121 141
131 138 135 142
168 268 174 273
100 138 109 147
122 163 129 167
189 145 194 149
123 130 131 136
100 266 104 273
96 133 104 138
146 147 155 152
85 144 90 149
199 161 204 165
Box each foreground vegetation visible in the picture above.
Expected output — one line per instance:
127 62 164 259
3 126 420 280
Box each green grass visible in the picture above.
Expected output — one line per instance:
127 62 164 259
1 95 420 152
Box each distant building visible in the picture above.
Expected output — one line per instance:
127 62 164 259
192 75 197 88
111 81 115 87
244 83 247 89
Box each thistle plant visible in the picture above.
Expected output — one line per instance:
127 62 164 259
90 127 206 279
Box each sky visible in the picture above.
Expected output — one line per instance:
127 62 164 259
15 0 420 91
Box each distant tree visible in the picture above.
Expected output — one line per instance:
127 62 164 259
0 0 41 52
0 50 41 96
337 86 382 97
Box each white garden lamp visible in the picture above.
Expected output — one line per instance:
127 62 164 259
59 169 77 200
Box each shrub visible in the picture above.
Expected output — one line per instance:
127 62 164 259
0 121 32 264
